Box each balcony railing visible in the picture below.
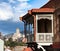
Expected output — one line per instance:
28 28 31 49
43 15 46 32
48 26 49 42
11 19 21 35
27 34 34 42
36 33 53 43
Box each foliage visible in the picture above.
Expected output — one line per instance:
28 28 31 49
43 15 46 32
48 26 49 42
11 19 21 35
17 42 26 46
4 38 26 47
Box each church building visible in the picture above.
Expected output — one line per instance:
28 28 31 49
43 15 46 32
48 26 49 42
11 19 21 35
20 0 60 50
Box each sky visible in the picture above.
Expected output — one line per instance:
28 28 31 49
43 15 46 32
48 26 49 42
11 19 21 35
0 0 49 35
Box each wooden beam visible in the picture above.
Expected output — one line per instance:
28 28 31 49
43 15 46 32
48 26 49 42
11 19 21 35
33 15 36 41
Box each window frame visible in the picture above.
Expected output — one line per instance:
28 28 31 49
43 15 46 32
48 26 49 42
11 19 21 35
36 14 53 33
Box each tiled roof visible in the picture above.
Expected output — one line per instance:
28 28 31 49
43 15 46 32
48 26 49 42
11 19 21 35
30 0 56 13
31 8 55 13
20 0 58 20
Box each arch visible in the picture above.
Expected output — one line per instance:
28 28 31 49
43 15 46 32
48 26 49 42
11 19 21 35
38 15 52 20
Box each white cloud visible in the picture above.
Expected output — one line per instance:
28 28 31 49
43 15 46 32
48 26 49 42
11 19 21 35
20 2 31 9
0 0 31 22
13 2 31 21
0 2 14 21
13 2 31 11
17 0 30 2
8 0 30 3
8 0 16 3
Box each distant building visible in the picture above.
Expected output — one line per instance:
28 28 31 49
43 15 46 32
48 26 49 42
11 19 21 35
12 28 25 41
5 28 25 42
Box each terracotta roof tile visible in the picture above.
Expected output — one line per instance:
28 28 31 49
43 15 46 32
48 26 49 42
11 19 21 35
31 8 55 13
20 17 23 21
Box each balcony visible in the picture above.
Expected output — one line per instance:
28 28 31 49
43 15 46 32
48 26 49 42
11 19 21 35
36 33 53 43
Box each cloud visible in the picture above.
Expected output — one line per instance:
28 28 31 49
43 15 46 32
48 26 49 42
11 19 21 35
17 0 30 2
20 2 31 9
12 1 31 21
0 2 14 21
13 2 31 12
8 0 16 3
8 0 30 4
8 0 30 3
0 0 31 22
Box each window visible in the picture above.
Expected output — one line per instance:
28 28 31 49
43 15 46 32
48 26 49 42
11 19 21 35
37 19 52 33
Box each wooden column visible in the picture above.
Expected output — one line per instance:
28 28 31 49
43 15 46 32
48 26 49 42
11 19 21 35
28 23 30 34
53 14 60 48
33 15 36 41
28 23 31 42
56 16 59 33
24 21 27 38
32 24 33 34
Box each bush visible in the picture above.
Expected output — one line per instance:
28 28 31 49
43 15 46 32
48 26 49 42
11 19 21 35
4 38 26 47
18 42 26 46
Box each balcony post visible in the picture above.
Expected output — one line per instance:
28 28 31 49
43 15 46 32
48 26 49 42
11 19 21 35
24 21 27 38
33 15 36 41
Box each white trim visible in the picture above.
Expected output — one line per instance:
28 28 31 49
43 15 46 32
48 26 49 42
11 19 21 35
36 14 53 33
36 14 53 45
49 14 53 36
37 42 53 46
37 14 53 20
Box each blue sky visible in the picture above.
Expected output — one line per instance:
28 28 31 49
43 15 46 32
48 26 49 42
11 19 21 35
0 0 49 35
